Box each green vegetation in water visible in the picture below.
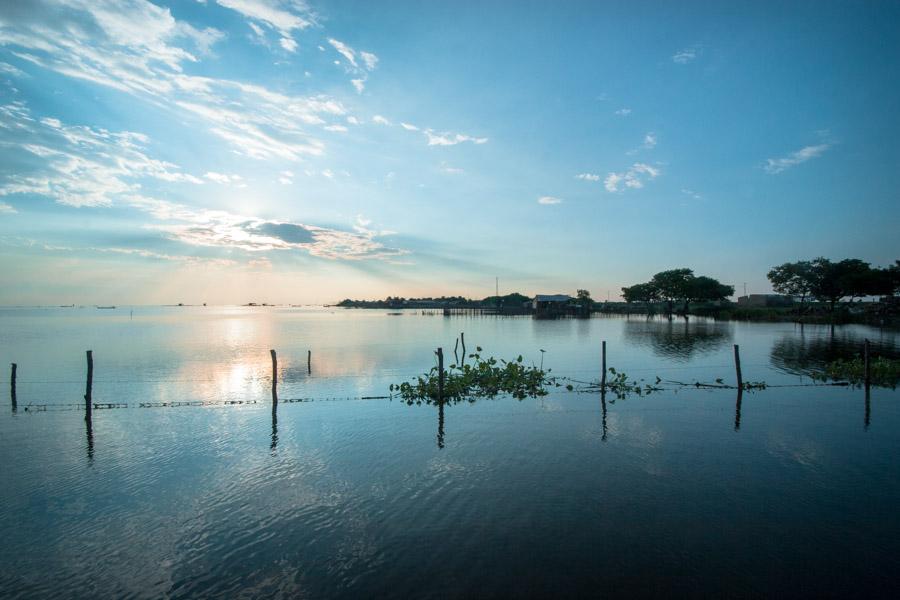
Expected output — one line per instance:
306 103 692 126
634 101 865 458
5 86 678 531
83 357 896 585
391 347 555 404
572 367 769 399
812 357 900 388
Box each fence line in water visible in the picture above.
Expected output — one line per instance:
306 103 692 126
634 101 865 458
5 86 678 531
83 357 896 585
7 337 878 414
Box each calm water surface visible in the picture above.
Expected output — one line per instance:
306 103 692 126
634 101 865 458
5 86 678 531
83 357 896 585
1 307 899 598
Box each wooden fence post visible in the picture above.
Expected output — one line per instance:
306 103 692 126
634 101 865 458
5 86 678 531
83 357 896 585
307 349 311 375
437 347 444 401
270 349 278 403
864 339 871 391
601 341 607 389
84 350 93 421
10 363 16 411
733 344 743 390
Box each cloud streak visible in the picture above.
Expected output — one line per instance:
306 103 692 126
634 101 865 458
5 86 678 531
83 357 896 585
604 163 660 192
764 143 831 174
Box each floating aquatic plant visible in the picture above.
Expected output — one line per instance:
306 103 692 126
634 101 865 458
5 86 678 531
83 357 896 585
391 347 556 404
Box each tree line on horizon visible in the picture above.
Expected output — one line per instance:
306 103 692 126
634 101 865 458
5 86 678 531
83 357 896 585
620 258 899 315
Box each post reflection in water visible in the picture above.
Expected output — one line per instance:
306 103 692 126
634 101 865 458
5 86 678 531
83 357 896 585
600 390 608 442
436 402 445 449
85 415 94 464
865 387 871 431
271 403 278 452
734 389 743 431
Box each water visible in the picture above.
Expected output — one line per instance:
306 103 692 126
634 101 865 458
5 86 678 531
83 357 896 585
1 307 899 598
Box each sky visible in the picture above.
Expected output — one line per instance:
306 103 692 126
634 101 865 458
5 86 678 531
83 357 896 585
0 0 898 305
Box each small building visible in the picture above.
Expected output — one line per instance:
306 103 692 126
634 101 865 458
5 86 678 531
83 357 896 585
533 294 573 317
737 294 793 308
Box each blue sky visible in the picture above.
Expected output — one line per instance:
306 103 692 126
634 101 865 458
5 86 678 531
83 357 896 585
0 0 897 304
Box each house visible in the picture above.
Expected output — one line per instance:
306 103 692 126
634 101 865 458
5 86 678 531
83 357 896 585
532 294 573 316
737 294 793 308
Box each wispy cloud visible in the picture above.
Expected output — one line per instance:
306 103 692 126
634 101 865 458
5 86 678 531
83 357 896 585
372 115 391 125
216 0 314 52
424 130 488 146
672 45 700 64
328 37 378 93
538 196 562 205
615 108 632 116
604 163 660 192
0 101 203 207
575 173 600 181
0 102 408 262
0 1 345 161
0 201 16 214
400 122 419 131
440 162 464 174
764 143 831 174
204 171 243 184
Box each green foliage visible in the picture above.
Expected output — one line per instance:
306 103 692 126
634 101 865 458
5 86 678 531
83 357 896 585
621 282 658 303
811 357 900 388
621 269 733 311
769 257 899 313
391 349 555 404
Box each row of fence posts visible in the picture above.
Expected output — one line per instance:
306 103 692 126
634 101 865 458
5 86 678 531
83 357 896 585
5 338 877 426
8 348 315 412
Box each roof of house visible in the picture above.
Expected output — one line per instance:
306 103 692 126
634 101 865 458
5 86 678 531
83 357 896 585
533 294 572 302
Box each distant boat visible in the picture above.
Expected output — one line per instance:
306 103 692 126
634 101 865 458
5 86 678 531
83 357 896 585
97 306 116 309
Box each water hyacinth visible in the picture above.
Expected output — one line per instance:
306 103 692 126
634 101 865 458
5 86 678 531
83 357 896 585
390 347 555 403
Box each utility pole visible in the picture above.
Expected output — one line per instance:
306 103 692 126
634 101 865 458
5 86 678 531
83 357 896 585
496 277 499 298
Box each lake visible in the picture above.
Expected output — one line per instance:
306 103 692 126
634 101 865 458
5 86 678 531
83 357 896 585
1 307 899 598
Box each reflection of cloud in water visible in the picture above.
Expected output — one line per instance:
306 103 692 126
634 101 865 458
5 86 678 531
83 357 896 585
622 317 732 361
769 327 900 377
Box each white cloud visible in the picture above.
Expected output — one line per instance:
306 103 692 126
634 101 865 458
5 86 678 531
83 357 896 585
346 116 360 125
351 78 365 93
0 102 205 207
0 61 25 77
604 163 660 192
324 124 348 132
0 1 344 162
321 169 334 178
328 38 358 68
615 108 632 116
0 201 16 214
248 22 265 38
764 143 831 174
424 130 488 146
131 196 407 261
360 51 378 71
372 115 391 125
681 188 702 200
672 46 699 64
400 122 419 131
204 171 242 184
538 196 562 205
216 0 314 36
440 162 464 174
643 133 657 149
576 173 600 181
279 37 298 52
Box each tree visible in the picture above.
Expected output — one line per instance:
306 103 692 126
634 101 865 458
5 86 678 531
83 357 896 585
767 261 814 313
621 282 658 303
650 269 695 315
684 276 734 312
576 289 592 301
808 257 873 312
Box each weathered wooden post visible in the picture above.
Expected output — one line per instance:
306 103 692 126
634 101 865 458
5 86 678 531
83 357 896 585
601 341 607 390
307 349 311 375
460 333 466 358
270 349 278 403
864 339 871 391
10 363 16 411
437 347 444 401
84 350 93 421
733 344 743 390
